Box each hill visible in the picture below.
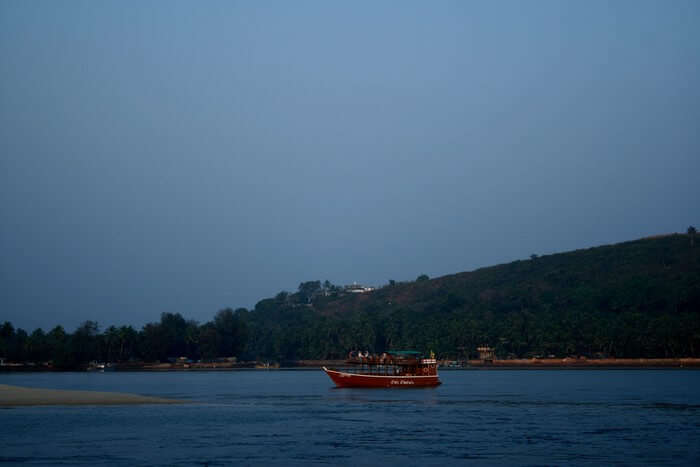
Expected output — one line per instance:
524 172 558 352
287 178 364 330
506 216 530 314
243 233 700 360
2 232 698 368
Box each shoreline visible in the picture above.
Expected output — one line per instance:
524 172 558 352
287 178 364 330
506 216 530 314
295 358 700 369
461 358 700 368
2 358 699 373
0 384 185 407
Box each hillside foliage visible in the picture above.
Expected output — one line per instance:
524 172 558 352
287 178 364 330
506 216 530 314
244 234 700 360
1 233 699 367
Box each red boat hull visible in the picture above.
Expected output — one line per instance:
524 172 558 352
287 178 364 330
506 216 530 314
323 367 441 388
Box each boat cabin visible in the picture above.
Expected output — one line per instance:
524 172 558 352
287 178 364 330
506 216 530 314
344 350 438 376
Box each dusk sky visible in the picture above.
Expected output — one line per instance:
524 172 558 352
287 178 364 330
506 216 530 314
2 1 698 331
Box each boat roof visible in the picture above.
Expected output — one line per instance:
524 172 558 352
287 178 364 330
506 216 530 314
387 350 422 356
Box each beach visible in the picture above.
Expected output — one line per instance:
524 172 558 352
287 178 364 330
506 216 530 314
0 384 184 407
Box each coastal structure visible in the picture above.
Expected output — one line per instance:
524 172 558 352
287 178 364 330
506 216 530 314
477 346 495 362
344 282 375 293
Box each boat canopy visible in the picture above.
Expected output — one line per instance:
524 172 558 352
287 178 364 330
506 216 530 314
387 350 422 356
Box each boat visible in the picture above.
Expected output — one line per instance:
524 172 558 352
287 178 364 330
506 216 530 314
323 350 441 388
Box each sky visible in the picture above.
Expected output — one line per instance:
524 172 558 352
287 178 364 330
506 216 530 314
1 0 699 332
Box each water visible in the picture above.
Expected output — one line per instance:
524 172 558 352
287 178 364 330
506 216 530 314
2 370 699 466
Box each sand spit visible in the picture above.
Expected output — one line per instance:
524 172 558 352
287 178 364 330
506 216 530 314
0 384 185 407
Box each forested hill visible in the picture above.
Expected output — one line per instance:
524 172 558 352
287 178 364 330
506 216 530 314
245 233 700 360
2 232 699 367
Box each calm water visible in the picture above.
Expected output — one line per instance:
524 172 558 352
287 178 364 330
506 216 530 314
1 370 699 466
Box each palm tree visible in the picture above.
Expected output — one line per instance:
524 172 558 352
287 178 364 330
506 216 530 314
105 326 119 362
688 226 697 247
117 325 137 362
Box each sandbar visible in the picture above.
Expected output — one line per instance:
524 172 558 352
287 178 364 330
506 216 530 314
0 384 185 407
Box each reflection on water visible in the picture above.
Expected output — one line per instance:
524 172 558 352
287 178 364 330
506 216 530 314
1 370 699 466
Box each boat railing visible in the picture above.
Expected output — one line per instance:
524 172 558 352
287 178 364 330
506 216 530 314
345 355 422 366
337 365 405 376
335 363 437 377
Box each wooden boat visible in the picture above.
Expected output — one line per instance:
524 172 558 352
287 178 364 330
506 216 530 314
323 350 441 388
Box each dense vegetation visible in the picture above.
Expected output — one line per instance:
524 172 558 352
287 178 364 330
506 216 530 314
243 232 700 360
2 232 699 368
0 309 247 369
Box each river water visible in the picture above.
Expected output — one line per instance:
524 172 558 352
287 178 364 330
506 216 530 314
1 370 699 466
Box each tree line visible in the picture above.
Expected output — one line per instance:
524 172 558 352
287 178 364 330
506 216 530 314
2 230 699 367
239 232 700 360
0 309 247 369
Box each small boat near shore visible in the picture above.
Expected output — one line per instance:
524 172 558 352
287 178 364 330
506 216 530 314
323 350 441 388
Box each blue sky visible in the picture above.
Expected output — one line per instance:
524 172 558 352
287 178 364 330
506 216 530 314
1 0 698 331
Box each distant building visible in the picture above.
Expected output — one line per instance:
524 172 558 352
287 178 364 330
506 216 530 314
344 282 375 294
477 346 495 362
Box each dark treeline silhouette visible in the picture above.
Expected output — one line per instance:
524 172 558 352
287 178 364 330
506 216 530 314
0 309 247 369
1 231 699 367
240 232 700 360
